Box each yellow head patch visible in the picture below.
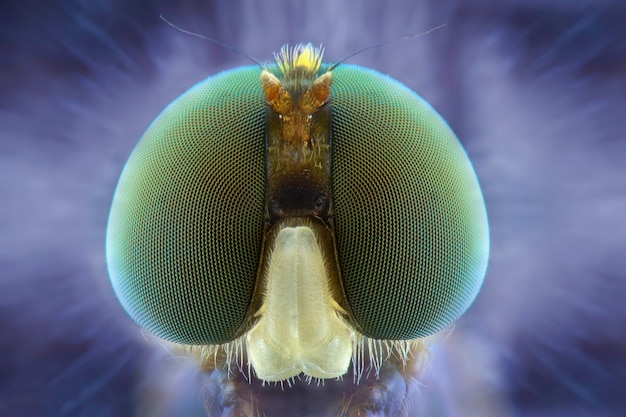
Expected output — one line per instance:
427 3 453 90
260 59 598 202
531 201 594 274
274 43 324 80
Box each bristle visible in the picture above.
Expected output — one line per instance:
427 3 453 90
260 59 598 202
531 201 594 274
170 327 435 389
274 43 324 79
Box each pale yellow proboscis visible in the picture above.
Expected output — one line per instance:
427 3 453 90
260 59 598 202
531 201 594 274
178 222 432 382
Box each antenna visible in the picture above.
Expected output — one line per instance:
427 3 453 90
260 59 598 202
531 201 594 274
159 14 264 67
328 23 448 71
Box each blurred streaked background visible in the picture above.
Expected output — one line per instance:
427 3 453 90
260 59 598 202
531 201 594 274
1 0 625 416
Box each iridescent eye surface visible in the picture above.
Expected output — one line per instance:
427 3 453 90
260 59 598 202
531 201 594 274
106 44 489 383
330 65 488 340
107 67 266 345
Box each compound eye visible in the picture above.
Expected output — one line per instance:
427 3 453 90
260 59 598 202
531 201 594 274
105 60 489 350
106 67 267 345
330 65 489 340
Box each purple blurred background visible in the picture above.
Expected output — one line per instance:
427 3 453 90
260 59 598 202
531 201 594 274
1 1 625 416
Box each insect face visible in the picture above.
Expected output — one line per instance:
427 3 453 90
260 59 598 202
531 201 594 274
106 43 489 391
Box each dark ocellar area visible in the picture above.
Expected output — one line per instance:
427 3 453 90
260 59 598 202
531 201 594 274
2 0 625 417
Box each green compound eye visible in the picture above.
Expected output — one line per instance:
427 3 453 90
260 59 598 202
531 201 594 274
106 44 489 378
106 67 267 345
330 66 488 340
